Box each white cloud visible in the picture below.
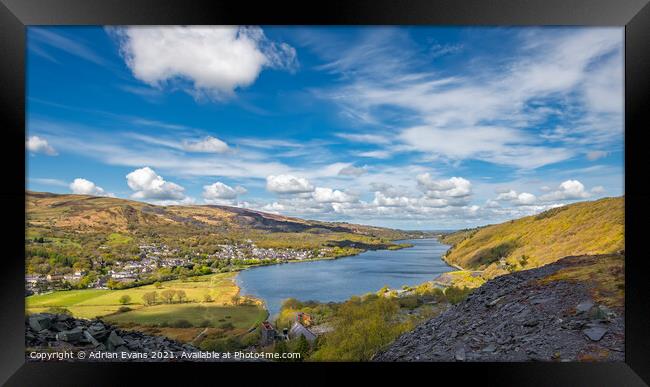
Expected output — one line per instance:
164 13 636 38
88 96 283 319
30 28 107 66
261 202 286 214
202 181 246 204
314 28 622 170
312 187 356 203
126 167 187 201
540 179 591 201
203 182 239 200
416 174 472 198
182 136 229 153
266 174 314 194
586 150 608 161
400 126 573 170
591 185 606 194
513 192 537 205
494 189 537 206
69 178 112 196
485 199 500 208
113 26 297 99
335 133 390 145
358 150 393 159
495 189 518 201
338 165 367 177
29 178 68 188
26 136 57 156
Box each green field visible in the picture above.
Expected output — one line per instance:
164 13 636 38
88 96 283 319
26 273 240 319
104 304 267 329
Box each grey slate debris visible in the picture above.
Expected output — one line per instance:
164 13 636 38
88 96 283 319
374 255 624 362
29 314 52 331
56 327 83 342
583 326 608 342
25 313 244 362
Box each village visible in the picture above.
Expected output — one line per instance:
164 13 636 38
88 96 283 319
25 241 326 295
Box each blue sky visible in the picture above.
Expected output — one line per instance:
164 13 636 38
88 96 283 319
26 26 624 229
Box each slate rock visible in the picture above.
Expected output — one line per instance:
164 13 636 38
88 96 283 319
56 327 83 343
523 319 539 327
455 346 466 361
482 343 497 353
107 330 126 350
576 300 594 314
83 330 100 346
583 326 608 341
29 315 52 331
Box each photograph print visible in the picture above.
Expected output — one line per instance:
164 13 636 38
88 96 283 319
25 26 624 362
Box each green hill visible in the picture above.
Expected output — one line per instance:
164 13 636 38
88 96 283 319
26 190 407 240
26 191 422 279
439 197 624 278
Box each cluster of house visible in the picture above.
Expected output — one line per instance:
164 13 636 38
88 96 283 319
259 312 317 347
25 243 195 293
25 271 87 293
106 249 192 284
26 241 331 295
210 243 315 262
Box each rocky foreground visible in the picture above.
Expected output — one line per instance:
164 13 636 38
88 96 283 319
375 254 624 362
26 313 203 361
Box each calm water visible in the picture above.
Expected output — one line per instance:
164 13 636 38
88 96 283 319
236 238 452 317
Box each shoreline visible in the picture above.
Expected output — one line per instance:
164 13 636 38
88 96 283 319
235 238 454 317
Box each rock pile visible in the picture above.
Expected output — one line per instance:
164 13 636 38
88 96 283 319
26 313 200 361
374 255 624 362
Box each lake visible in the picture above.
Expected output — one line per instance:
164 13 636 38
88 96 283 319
236 238 453 317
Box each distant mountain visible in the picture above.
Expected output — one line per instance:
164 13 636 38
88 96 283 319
439 197 624 276
26 191 411 241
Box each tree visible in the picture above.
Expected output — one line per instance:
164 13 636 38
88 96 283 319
161 289 176 304
203 293 213 303
154 281 163 289
119 295 131 305
175 289 187 303
293 335 310 361
274 340 289 357
142 291 158 306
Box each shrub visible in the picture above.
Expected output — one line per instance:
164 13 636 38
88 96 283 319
171 319 193 328
219 322 234 330
199 320 211 328
142 291 158 306
117 306 132 313
398 296 420 309
281 298 303 310
445 286 473 304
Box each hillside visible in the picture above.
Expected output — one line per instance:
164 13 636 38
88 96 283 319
26 190 420 257
26 191 423 286
439 197 624 277
26 191 408 240
375 253 625 362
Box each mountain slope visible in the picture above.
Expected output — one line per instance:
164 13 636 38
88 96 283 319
26 191 408 239
375 253 625 362
440 197 624 275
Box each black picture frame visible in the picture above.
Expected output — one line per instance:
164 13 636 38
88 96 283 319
1 0 649 385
